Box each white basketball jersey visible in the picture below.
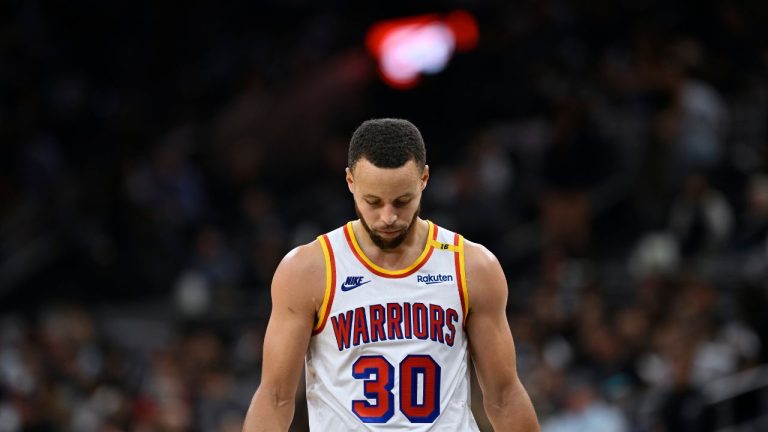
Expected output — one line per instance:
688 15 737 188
305 220 480 431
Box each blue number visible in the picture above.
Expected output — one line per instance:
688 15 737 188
350 355 440 424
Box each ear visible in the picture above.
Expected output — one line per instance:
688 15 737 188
420 165 430 191
346 167 355 194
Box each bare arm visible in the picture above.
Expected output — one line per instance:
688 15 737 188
464 241 540 432
243 242 326 432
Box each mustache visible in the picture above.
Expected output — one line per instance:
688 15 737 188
354 203 421 250
374 224 407 231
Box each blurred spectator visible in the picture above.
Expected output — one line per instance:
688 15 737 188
669 173 733 258
653 341 710 432
653 39 729 177
735 173 768 250
540 96 615 256
541 372 629 432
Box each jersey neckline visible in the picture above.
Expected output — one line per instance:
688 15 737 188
343 220 437 278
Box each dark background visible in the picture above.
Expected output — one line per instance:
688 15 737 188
1 0 767 430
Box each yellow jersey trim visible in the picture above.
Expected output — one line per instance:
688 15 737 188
314 235 334 333
429 239 459 252
458 235 469 323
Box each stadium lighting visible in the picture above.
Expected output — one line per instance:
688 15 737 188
366 11 479 89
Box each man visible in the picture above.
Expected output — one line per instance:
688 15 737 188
243 119 539 431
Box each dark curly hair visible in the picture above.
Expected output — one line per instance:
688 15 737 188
348 118 426 171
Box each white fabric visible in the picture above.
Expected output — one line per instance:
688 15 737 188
306 222 480 431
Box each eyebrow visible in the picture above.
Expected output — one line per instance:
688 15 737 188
363 193 414 201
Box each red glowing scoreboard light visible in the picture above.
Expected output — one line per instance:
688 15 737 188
365 11 479 89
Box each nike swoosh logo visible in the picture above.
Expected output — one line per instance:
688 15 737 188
340 280 372 291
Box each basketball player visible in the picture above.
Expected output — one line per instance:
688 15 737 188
243 119 539 431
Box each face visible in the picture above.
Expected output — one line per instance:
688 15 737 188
347 158 428 250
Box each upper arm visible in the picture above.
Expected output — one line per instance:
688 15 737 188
464 240 539 430
258 240 326 397
463 241 520 393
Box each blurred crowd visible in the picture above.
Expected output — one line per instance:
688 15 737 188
1 0 768 431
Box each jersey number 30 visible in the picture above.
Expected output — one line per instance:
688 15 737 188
351 355 440 423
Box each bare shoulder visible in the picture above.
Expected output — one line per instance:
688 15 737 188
275 239 325 280
463 239 502 274
463 239 508 309
272 239 327 312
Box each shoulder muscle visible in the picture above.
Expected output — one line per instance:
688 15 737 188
271 239 327 317
463 240 508 313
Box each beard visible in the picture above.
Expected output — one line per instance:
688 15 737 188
355 204 420 250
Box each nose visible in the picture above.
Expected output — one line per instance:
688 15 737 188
381 204 398 225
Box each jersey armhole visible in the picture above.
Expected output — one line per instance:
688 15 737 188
313 234 336 335
453 234 469 327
